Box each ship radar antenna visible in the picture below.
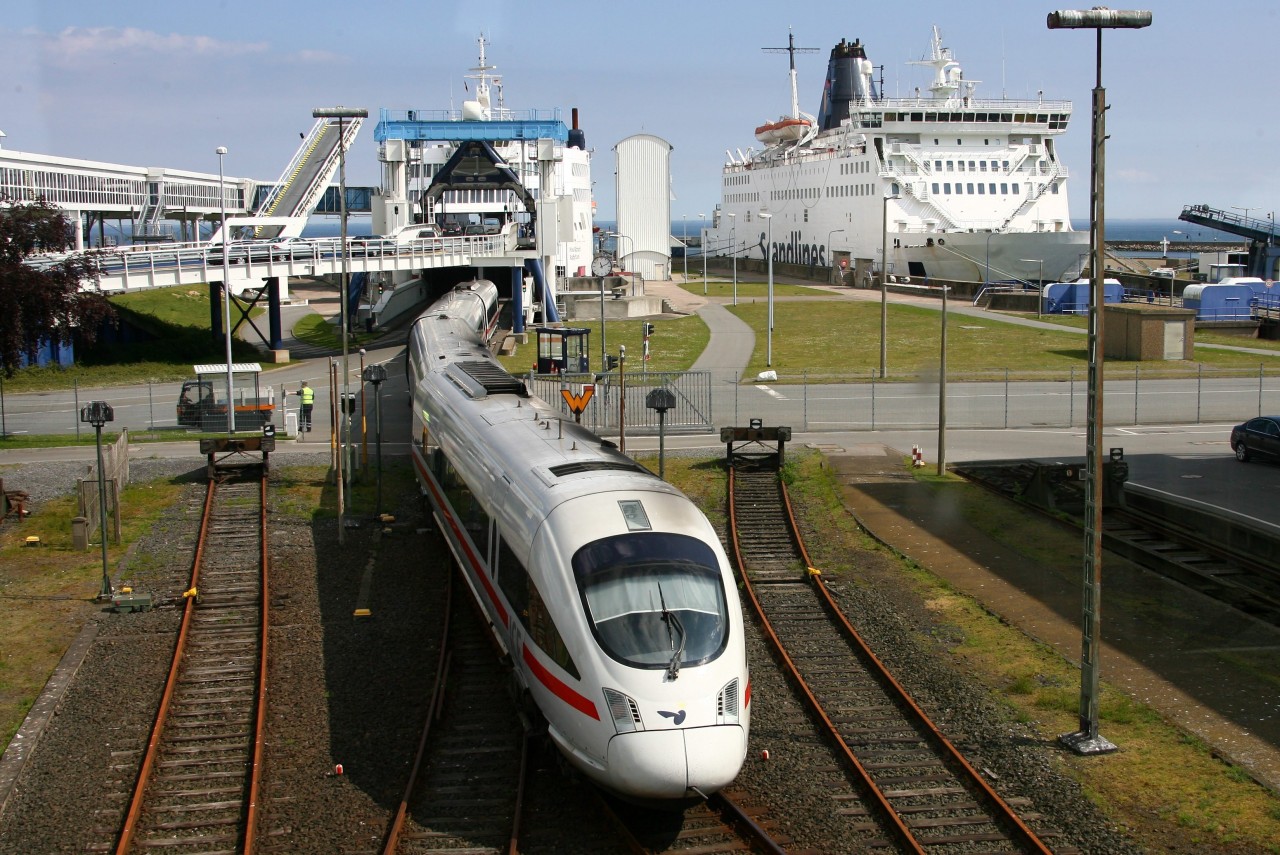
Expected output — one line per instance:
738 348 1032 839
762 28 819 120
908 24 979 103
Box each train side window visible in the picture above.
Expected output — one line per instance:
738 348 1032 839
497 539 580 680
441 457 491 556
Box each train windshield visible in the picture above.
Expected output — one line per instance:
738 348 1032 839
573 533 729 671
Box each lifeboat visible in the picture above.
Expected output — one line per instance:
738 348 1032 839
754 116 812 144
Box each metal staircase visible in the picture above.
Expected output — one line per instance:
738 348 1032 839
251 115 364 237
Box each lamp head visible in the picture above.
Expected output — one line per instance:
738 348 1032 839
216 146 228 156
1047 9 1152 28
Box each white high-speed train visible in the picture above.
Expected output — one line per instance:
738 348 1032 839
407 280 750 804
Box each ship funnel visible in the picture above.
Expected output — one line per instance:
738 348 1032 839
818 38 873 131
568 107 587 149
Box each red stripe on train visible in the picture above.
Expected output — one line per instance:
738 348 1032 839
523 645 599 720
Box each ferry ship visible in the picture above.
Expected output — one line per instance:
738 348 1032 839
708 27 1087 285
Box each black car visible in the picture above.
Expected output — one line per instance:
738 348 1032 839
1230 416 1280 462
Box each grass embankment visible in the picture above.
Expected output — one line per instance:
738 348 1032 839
2 284 385 394
657 449 1280 853
0 460 415 753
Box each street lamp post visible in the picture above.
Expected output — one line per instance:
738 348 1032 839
1020 258 1045 318
938 282 948 477
880 193 899 379
828 229 845 284
610 232 636 295
727 213 738 306
80 401 114 601
215 146 235 434
1048 6 1152 757
313 106 368 545
682 215 688 284
362 363 388 518
700 213 708 295
760 212 774 367
358 348 367 470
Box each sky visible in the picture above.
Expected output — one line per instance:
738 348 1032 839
2 0 1277 223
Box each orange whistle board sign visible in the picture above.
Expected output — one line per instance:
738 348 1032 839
561 385 595 415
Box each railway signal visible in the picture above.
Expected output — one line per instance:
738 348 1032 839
80 401 114 601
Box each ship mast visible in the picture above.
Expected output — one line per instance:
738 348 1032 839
763 30 818 120
909 25 980 104
464 33 506 118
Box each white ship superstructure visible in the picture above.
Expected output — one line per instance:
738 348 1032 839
710 27 1086 284
373 36 594 280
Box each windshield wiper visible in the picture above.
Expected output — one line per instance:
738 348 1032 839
657 583 685 681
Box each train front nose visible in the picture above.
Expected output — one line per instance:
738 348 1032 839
607 726 746 800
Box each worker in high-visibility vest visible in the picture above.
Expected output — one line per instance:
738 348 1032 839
298 381 315 432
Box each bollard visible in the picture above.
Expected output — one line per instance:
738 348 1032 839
71 516 89 550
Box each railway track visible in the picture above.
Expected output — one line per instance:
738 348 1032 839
955 462 1280 628
591 786 790 854
113 468 270 854
729 452 1064 854
378 569 528 855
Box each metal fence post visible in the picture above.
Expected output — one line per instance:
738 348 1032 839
74 379 81 440
734 371 740 426
803 370 808 431
1197 364 1202 424
147 381 155 430
1134 365 1139 425
871 374 876 432
1004 368 1010 429
1260 363 1265 417
1069 366 1075 428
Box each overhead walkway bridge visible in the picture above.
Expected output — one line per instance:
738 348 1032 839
0 117 375 250
1179 204 1280 279
56 229 552 352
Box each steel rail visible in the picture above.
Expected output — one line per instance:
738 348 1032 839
777 476 1054 854
381 569 454 854
730 459 1055 854
242 474 270 852
728 463 919 851
114 479 216 855
115 470 270 854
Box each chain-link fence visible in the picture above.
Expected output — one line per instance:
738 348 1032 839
530 364 1280 434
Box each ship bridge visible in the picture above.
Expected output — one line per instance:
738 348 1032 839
1180 204 1280 279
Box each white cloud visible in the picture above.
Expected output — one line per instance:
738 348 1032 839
38 26 267 63
24 26 340 69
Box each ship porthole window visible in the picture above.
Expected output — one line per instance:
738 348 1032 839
891 183 900 195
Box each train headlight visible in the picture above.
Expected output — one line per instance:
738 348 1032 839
603 688 644 734
717 678 741 725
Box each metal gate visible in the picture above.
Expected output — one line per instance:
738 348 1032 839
527 370 714 435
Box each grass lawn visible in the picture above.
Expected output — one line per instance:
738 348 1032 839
496 314 710 376
9 282 1280 396
726 300 1280 381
